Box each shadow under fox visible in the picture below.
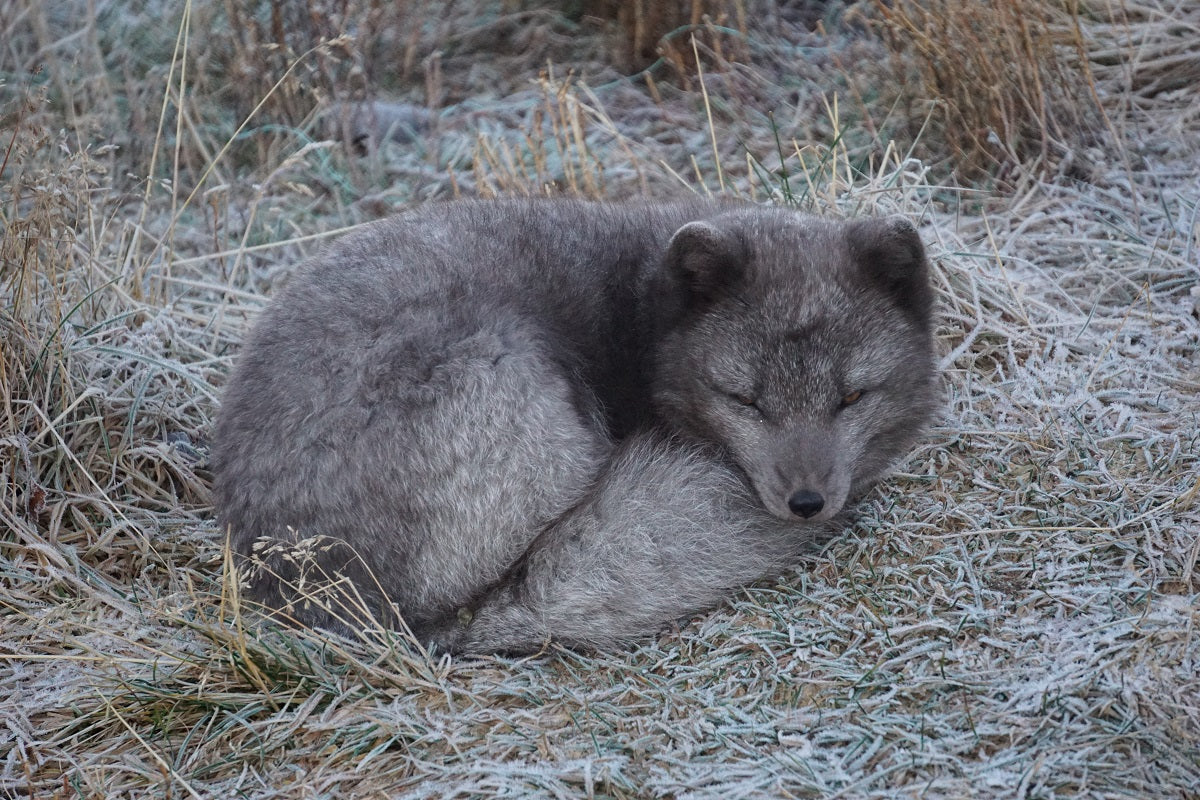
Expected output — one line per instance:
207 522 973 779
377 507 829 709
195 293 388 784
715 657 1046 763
212 198 937 653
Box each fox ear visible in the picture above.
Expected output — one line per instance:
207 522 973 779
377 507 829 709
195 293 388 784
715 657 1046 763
666 221 746 303
846 215 933 319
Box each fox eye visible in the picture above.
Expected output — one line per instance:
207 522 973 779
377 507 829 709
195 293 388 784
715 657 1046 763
839 390 864 408
729 390 758 407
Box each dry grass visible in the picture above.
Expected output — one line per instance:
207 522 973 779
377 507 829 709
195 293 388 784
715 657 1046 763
870 0 1106 183
3 0 1199 797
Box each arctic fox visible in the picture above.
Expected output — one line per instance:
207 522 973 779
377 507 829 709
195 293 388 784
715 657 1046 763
212 199 937 654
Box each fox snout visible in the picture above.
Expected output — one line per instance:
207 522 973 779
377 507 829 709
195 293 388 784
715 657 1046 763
786 489 825 519
742 431 852 523
752 482 842 522
771 479 845 523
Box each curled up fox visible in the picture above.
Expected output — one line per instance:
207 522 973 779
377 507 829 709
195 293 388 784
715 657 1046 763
212 198 938 654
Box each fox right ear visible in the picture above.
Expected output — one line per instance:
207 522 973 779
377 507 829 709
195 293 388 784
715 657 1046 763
846 215 933 321
666 221 746 303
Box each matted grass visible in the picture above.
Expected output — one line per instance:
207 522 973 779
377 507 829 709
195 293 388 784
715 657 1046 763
2 1 1198 797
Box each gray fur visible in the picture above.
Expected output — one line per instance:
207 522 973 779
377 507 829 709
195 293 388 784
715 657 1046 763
211 199 938 653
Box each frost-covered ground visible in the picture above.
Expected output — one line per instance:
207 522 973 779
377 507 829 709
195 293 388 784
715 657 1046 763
2 2 1198 797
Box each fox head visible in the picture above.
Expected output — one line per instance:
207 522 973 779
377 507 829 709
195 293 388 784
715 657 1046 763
652 208 938 523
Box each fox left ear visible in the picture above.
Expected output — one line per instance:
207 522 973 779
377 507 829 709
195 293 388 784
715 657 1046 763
666 221 747 304
846 216 933 320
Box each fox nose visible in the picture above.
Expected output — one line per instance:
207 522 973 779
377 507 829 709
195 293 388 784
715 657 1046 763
787 490 825 519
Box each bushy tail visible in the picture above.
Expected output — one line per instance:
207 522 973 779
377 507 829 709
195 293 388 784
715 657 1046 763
430 432 831 653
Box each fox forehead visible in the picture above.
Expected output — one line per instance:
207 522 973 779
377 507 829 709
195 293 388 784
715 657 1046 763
741 281 894 347
703 301 920 395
